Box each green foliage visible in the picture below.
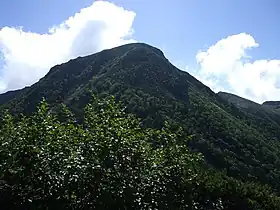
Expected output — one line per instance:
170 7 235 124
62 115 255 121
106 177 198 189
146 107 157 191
0 96 197 209
1 43 280 203
1 96 280 209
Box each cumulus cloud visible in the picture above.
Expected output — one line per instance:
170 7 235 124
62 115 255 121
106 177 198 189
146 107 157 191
0 1 136 92
195 33 280 103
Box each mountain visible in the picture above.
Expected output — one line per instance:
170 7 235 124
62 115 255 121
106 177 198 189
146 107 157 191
217 91 260 109
263 101 280 110
218 91 280 115
217 91 280 135
1 43 280 193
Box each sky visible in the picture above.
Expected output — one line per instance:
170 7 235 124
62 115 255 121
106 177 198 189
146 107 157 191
0 0 279 103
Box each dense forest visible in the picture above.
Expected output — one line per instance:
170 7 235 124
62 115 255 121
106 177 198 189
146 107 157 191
1 96 280 209
1 43 280 209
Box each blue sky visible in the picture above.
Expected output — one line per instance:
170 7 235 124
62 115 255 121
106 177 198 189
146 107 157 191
0 0 279 103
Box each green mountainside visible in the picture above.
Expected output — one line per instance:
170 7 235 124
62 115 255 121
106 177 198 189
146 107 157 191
1 43 280 196
218 91 280 121
2 96 280 209
263 100 280 112
217 91 280 138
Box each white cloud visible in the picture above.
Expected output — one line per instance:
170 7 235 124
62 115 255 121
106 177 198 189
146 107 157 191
195 33 280 103
0 1 136 92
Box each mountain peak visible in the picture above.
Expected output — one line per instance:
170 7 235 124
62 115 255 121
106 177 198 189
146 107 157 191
0 42 192 115
93 42 166 62
117 42 165 57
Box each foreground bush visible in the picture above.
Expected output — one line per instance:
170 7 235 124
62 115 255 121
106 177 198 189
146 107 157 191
0 96 280 209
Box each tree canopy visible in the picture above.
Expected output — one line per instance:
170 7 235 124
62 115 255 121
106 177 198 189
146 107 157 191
1 96 280 209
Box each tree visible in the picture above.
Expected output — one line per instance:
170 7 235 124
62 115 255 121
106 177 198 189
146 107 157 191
0 96 280 209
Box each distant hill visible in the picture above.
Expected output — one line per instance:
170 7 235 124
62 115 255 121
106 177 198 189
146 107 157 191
263 101 280 106
217 91 260 109
263 100 280 110
217 91 280 133
1 43 280 192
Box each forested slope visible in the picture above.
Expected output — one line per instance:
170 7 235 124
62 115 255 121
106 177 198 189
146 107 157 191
1 96 280 209
1 43 280 194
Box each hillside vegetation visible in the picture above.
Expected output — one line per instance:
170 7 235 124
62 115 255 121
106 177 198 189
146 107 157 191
1 96 280 209
1 43 280 200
